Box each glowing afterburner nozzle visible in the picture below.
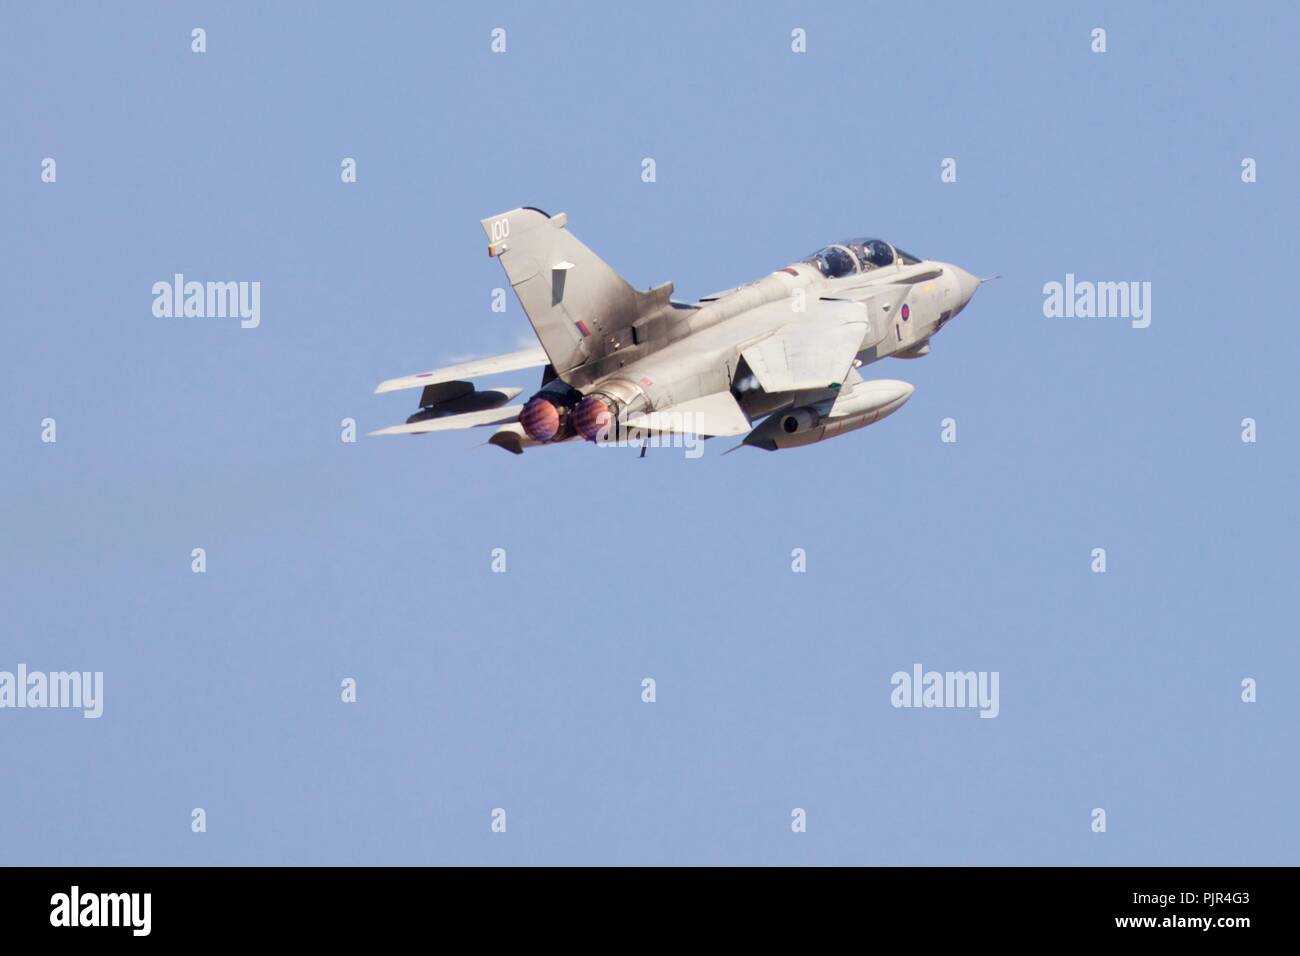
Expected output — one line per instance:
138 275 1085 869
519 397 561 442
572 395 614 442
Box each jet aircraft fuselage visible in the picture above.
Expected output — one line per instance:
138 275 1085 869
373 208 983 454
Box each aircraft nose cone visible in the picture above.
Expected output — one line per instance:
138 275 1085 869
953 266 979 306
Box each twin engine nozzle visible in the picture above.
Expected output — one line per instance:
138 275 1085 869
519 392 617 443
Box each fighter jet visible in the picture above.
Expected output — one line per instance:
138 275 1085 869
372 207 983 453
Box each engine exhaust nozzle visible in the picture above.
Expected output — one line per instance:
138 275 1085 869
573 395 615 442
519 396 562 442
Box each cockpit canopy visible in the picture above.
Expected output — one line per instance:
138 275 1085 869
800 239 923 278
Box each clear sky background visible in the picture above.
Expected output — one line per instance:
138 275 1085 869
2 1 1297 865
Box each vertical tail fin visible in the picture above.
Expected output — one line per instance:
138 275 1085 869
481 208 648 375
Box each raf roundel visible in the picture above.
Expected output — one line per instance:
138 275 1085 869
900 304 910 321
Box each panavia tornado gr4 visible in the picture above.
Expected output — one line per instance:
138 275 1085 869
372 207 984 453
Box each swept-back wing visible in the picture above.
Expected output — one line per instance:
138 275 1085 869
374 346 548 395
369 405 524 436
623 390 752 437
741 313 869 393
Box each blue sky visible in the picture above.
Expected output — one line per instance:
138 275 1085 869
2 1 1297 865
